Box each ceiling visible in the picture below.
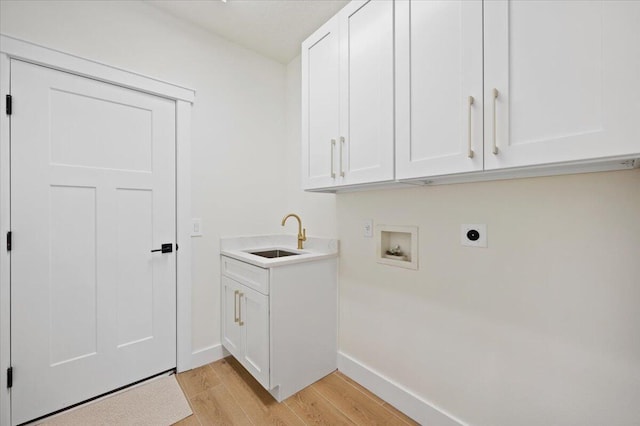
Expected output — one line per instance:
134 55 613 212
147 0 349 64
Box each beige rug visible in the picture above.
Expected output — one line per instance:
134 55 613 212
38 375 192 426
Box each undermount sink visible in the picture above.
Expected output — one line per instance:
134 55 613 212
249 249 300 259
221 236 337 268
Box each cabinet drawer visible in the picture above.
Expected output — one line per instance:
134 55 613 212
221 256 269 295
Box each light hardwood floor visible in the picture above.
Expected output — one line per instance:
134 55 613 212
174 357 419 425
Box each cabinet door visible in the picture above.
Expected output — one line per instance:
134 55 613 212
484 0 640 170
221 277 242 360
396 0 483 179
239 285 270 389
301 16 341 190
338 0 394 186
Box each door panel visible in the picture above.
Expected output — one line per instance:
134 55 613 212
339 0 394 185
396 0 483 179
484 0 640 169
240 286 270 389
10 59 176 425
116 188 154 348
49 185 98 366
49 88 153 171
221 277 242 359
508 2 602 146
301 16 340 189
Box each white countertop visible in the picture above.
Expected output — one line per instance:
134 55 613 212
220 234 338 268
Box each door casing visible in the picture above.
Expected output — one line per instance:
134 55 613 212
0 34 195 426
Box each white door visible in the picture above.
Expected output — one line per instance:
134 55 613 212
221 276 242 360
395 0 483 179
301 15 341 190
338 0 394 186
484 0 640 169
239 285 269 390
221 277 269 390
10 59 177 425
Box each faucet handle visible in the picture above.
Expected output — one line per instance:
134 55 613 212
301 228 307 241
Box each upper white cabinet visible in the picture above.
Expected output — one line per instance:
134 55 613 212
302 0 394 190
396 0 483 179
301 15 340 189
304 0 640 190
397 0 640 180
484 0 640 170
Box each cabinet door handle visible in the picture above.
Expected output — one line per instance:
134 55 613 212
234 290 239 323
492 88 499 155
330 139 336 178
467 96 475 159
238 292 245 326
339 136 345 177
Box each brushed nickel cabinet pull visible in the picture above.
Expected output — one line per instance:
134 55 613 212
492 88 499 155
330 139 336 178
339 136 345 177
238 292 245 326
468 96 475 159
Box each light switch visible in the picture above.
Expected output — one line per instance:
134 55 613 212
363 220 373 238
192 218 203 237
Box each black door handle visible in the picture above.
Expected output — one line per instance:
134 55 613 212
151 243 173 253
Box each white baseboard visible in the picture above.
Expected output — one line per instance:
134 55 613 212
337 352 464 426
190 344 228 369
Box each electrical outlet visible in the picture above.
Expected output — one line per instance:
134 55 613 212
192 218 203 237
461 224 487 247
363 220 373 238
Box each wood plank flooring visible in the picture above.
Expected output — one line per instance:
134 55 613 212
174 357 419 425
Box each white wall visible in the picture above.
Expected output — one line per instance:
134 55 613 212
0 0 291 356
336 169 640 425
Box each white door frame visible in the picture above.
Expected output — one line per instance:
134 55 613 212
0 34 194 426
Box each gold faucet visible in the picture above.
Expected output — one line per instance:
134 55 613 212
281 213 306 249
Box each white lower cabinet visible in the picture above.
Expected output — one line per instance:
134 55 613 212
220 256 337 402
221 276 269 389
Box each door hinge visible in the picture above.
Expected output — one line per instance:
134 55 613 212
7 367 12 388
6 95 12 115
6 231 11 251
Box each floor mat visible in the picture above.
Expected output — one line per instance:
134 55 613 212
38 375 192 426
